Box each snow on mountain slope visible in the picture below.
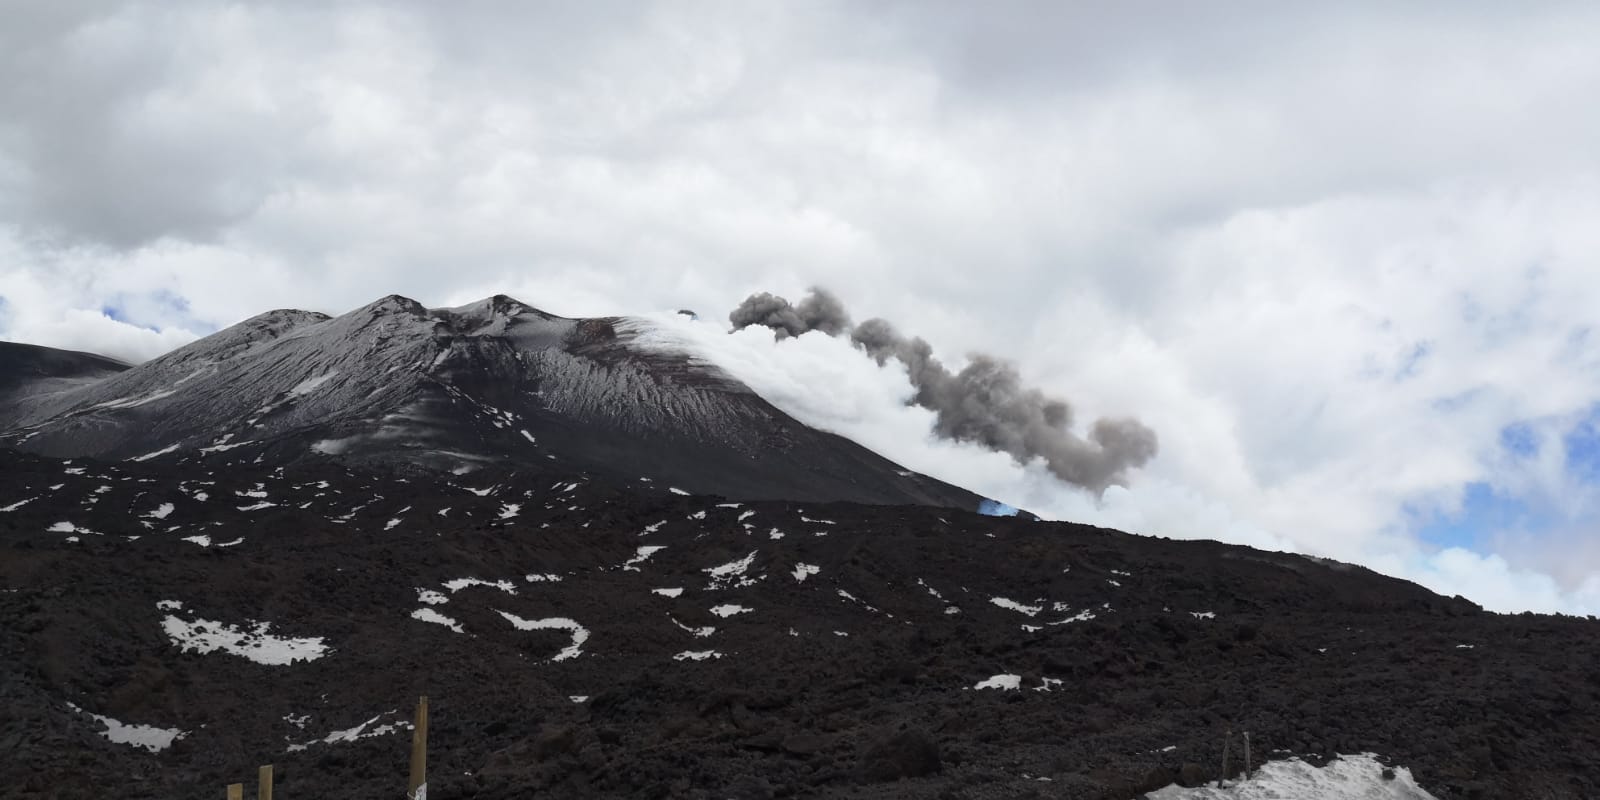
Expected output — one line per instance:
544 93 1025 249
0 295 984 507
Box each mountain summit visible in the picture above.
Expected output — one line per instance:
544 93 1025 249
0 295 981 508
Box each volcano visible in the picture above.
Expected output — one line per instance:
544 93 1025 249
0 295 981 509
2 297 1599 800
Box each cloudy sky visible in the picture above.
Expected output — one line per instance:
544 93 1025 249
6 1 1600 614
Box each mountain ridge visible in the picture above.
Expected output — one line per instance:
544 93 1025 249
0 294 987 509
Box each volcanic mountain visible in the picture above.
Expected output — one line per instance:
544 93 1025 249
0 295 981 509
4 297 1600 800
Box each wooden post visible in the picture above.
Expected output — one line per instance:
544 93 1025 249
1220 727 1231 785
408 696 428 800
258 765 273 800
226 784 243 800
1243 732 1252 780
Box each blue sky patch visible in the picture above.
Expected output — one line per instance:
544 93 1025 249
1414 481 1548 550
100 303 142 327
1394 341 1431 381
1562 403 1600 482
1499 421 1540 459
98 290 206 335
1417 411 1600 550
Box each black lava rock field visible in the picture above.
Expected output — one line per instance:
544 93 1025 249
4 449 1600 799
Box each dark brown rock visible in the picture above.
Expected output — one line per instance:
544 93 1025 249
856 729 942 782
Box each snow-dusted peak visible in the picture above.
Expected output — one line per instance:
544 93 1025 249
0 294 982 507
434 295 572 341
442 294 558 322
243 308 334 330
358 294 428 318
156 308 332 368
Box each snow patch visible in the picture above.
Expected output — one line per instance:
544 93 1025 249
161 612 327 665
792 563 819 582
990 597 1043 616
652 587 684 598
670 617 716 638
67 703 187 753
709 604 751 618
286 711 409 752
973 674 1022 691
94 389 177 410
289 371 339 397
410 608 464 634
1145 753 1438 799
622 545 667 571
129 444 181 462
199 439 254 454
673 650 721 661
705 551 759 589
1049 609 1098 625
443 578 516 595
496 611 588 661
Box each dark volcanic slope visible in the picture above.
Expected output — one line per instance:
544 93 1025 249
0 341 129 422
3 450 1597 800
0 295 980 509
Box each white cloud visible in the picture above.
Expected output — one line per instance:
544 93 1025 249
5 2 1600 613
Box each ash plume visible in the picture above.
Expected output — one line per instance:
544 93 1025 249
728 289 852 339
731 289 1158 493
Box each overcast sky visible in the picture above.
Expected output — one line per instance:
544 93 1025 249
6 1 1600 614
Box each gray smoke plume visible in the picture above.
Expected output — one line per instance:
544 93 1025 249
728 289 852 339
731 289 1158 493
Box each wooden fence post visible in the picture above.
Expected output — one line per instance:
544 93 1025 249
1220 727 1231 785
258 764 273 800
226 784 243 800
408 696 428 800
1243 732 1252 780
